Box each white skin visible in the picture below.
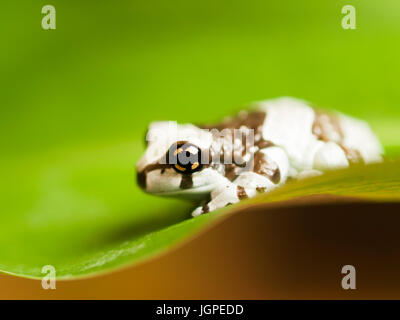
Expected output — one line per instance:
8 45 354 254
136 97 383 217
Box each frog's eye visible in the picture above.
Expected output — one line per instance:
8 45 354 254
167 142 203 174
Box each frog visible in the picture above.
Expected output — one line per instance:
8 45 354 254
136 97 383 216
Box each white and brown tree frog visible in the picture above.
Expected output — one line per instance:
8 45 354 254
136 97 383 216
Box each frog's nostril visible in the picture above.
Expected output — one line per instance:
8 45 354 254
137 170 147 189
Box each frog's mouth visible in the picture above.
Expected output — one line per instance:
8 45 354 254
151 184 215 200
138 163 219 197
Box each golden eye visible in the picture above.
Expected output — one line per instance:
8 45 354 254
168 142 203 174
173 147 183 156
174 164 187 172
191 162 199 170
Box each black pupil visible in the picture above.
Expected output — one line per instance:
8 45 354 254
168 142 202 174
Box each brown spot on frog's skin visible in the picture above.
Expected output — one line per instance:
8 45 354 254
200 110 274 181
256 187 266 193
313 109 362 164
137 163 170 190
256 140 274 149
202 203 210 214
312 110 343 142
180 174 193 189
200 110 266 132
340 146 363 164
237 185 248 200
224 164 239 181
254 152 281 184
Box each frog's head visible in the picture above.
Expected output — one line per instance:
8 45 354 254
136 121 226 200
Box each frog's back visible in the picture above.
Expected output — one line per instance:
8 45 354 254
256 97 383 174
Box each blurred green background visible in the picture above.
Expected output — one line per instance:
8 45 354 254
0 0 399 278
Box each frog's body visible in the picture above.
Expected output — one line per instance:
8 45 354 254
136 97 383 216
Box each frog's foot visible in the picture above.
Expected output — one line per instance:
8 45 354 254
192 206 204 217
191 172 284 217
296 169 322 180
191 183 239 216
191 147 290 217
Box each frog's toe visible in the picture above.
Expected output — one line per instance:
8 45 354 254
192 206 204 217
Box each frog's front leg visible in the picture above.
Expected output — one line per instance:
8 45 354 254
192 146 289 216
191 181 239 216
